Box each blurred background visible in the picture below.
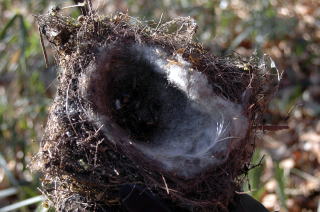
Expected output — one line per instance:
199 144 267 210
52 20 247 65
0 0 319 211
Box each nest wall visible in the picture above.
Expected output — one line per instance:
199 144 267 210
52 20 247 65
32 11 280 212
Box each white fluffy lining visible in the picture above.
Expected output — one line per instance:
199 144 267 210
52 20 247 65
130 47 249 178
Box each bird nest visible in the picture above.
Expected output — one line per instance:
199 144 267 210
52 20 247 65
31 11 281 212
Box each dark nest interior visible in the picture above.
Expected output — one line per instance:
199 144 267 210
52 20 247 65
31 10 281 212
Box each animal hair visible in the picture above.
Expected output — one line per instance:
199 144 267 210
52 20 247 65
94 44 249 178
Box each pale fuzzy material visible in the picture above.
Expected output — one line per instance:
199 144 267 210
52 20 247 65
129 46 249 178
84 45 249 178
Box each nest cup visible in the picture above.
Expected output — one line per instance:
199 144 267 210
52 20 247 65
87 43 251 179
33 11 280 211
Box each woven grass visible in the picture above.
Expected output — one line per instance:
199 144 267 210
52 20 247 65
32 11 281 211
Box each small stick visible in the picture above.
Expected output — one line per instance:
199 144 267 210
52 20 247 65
154 12 164 33
254 125 289 131
86 0 93 16
94 138 104 169
62 2 86 10
235 191 252 194
161 175 170 194
38 26 48 68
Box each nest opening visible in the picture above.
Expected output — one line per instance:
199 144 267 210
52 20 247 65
95 45 249 178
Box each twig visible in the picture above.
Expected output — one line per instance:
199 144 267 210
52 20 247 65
86 0 93 16
154 12 164 33
235 191 251 194
94 138 104 168
161 175 170 194
254 125 289 131
38 25 48 68
62 2 86 10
